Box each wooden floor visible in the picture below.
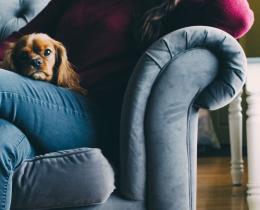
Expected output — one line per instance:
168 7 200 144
197 157 248 210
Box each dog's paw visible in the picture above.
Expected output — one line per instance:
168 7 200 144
31 72 47 81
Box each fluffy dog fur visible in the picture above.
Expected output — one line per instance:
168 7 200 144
0 33 86 94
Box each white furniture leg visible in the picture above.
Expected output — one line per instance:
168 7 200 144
246 58 260 210
246 90 260 210
228 93 244 185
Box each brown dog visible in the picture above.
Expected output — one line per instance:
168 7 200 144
0 33 86 94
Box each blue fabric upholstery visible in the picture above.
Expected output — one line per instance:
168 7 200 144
120 26 246 210
13 195 145 210
11 148 115 210
0 2 247 210
0 0 50 40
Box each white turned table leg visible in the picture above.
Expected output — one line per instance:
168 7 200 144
246 91 260 210
245 58 260 210
228 93 244 185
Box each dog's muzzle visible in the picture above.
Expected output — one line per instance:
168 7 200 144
31 58 42 70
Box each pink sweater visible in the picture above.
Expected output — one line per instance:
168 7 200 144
0 0 254 89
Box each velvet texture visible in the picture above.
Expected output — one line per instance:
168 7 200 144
0 0 50 40
120 26 246 210
12 148 115 210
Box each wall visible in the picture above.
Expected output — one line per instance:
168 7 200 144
241 0 260 57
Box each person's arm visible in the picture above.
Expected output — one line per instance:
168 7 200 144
204 0 254 38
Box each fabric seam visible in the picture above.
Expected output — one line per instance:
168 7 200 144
0 91 88 118
186 89 201 210
1 172 11 210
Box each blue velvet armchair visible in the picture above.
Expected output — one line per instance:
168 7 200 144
0 1 247 210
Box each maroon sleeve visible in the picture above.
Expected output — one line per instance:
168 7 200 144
0 0 71 61
204 0 254 38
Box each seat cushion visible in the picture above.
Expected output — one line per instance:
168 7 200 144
11 147 115 210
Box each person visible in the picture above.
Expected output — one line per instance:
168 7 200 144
0 0 254 209
135 0 254 48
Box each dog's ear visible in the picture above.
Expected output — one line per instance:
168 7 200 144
54 40 86 94
1 42 16 70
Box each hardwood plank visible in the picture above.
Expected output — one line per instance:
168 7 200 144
197 157 248 210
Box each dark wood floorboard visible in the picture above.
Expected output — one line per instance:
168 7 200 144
197 157 248 210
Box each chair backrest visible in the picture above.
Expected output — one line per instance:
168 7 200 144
0 0 50 40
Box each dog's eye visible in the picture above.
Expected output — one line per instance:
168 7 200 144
44 49 51 56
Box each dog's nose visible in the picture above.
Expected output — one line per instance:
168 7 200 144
31 58 42 70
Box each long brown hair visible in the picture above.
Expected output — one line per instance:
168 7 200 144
135 0 179 48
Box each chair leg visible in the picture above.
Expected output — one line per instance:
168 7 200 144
246 90 260 210
228 92 244 185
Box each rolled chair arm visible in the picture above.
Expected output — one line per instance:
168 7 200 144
119 26 247 210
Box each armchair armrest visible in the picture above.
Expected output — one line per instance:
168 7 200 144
119 26 247 210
